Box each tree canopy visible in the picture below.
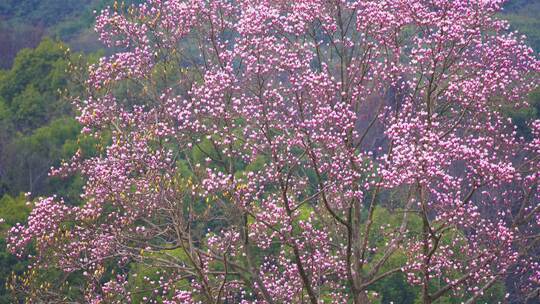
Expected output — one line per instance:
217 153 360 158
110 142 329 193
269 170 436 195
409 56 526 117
6 1 540 303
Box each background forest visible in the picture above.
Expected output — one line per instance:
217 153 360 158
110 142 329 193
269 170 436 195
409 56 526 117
0 0 539 303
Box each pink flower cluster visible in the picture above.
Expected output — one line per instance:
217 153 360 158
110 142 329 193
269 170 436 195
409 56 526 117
8 0 540 303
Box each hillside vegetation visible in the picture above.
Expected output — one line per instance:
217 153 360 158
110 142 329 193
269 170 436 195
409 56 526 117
0 0 140 68
0 1 538 303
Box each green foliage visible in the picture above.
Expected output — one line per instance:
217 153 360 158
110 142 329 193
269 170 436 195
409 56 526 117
0 238 26 304
504 88 540 139
0 38 67 102
0 0 84 26
0 98 13 146
366 207 421 303
192 138 221 165
12 117 80 160
244 155 267 173
0 39 96 199
1 117 92 201
0 0 144 68
0 194 30 235
506 14 540 52
128 248 191 303
10 85 47 131
0 38 71 131
0 194 30 303
503 0 540 51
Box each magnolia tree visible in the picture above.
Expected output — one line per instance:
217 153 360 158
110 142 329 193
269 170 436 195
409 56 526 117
7 0 540 303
